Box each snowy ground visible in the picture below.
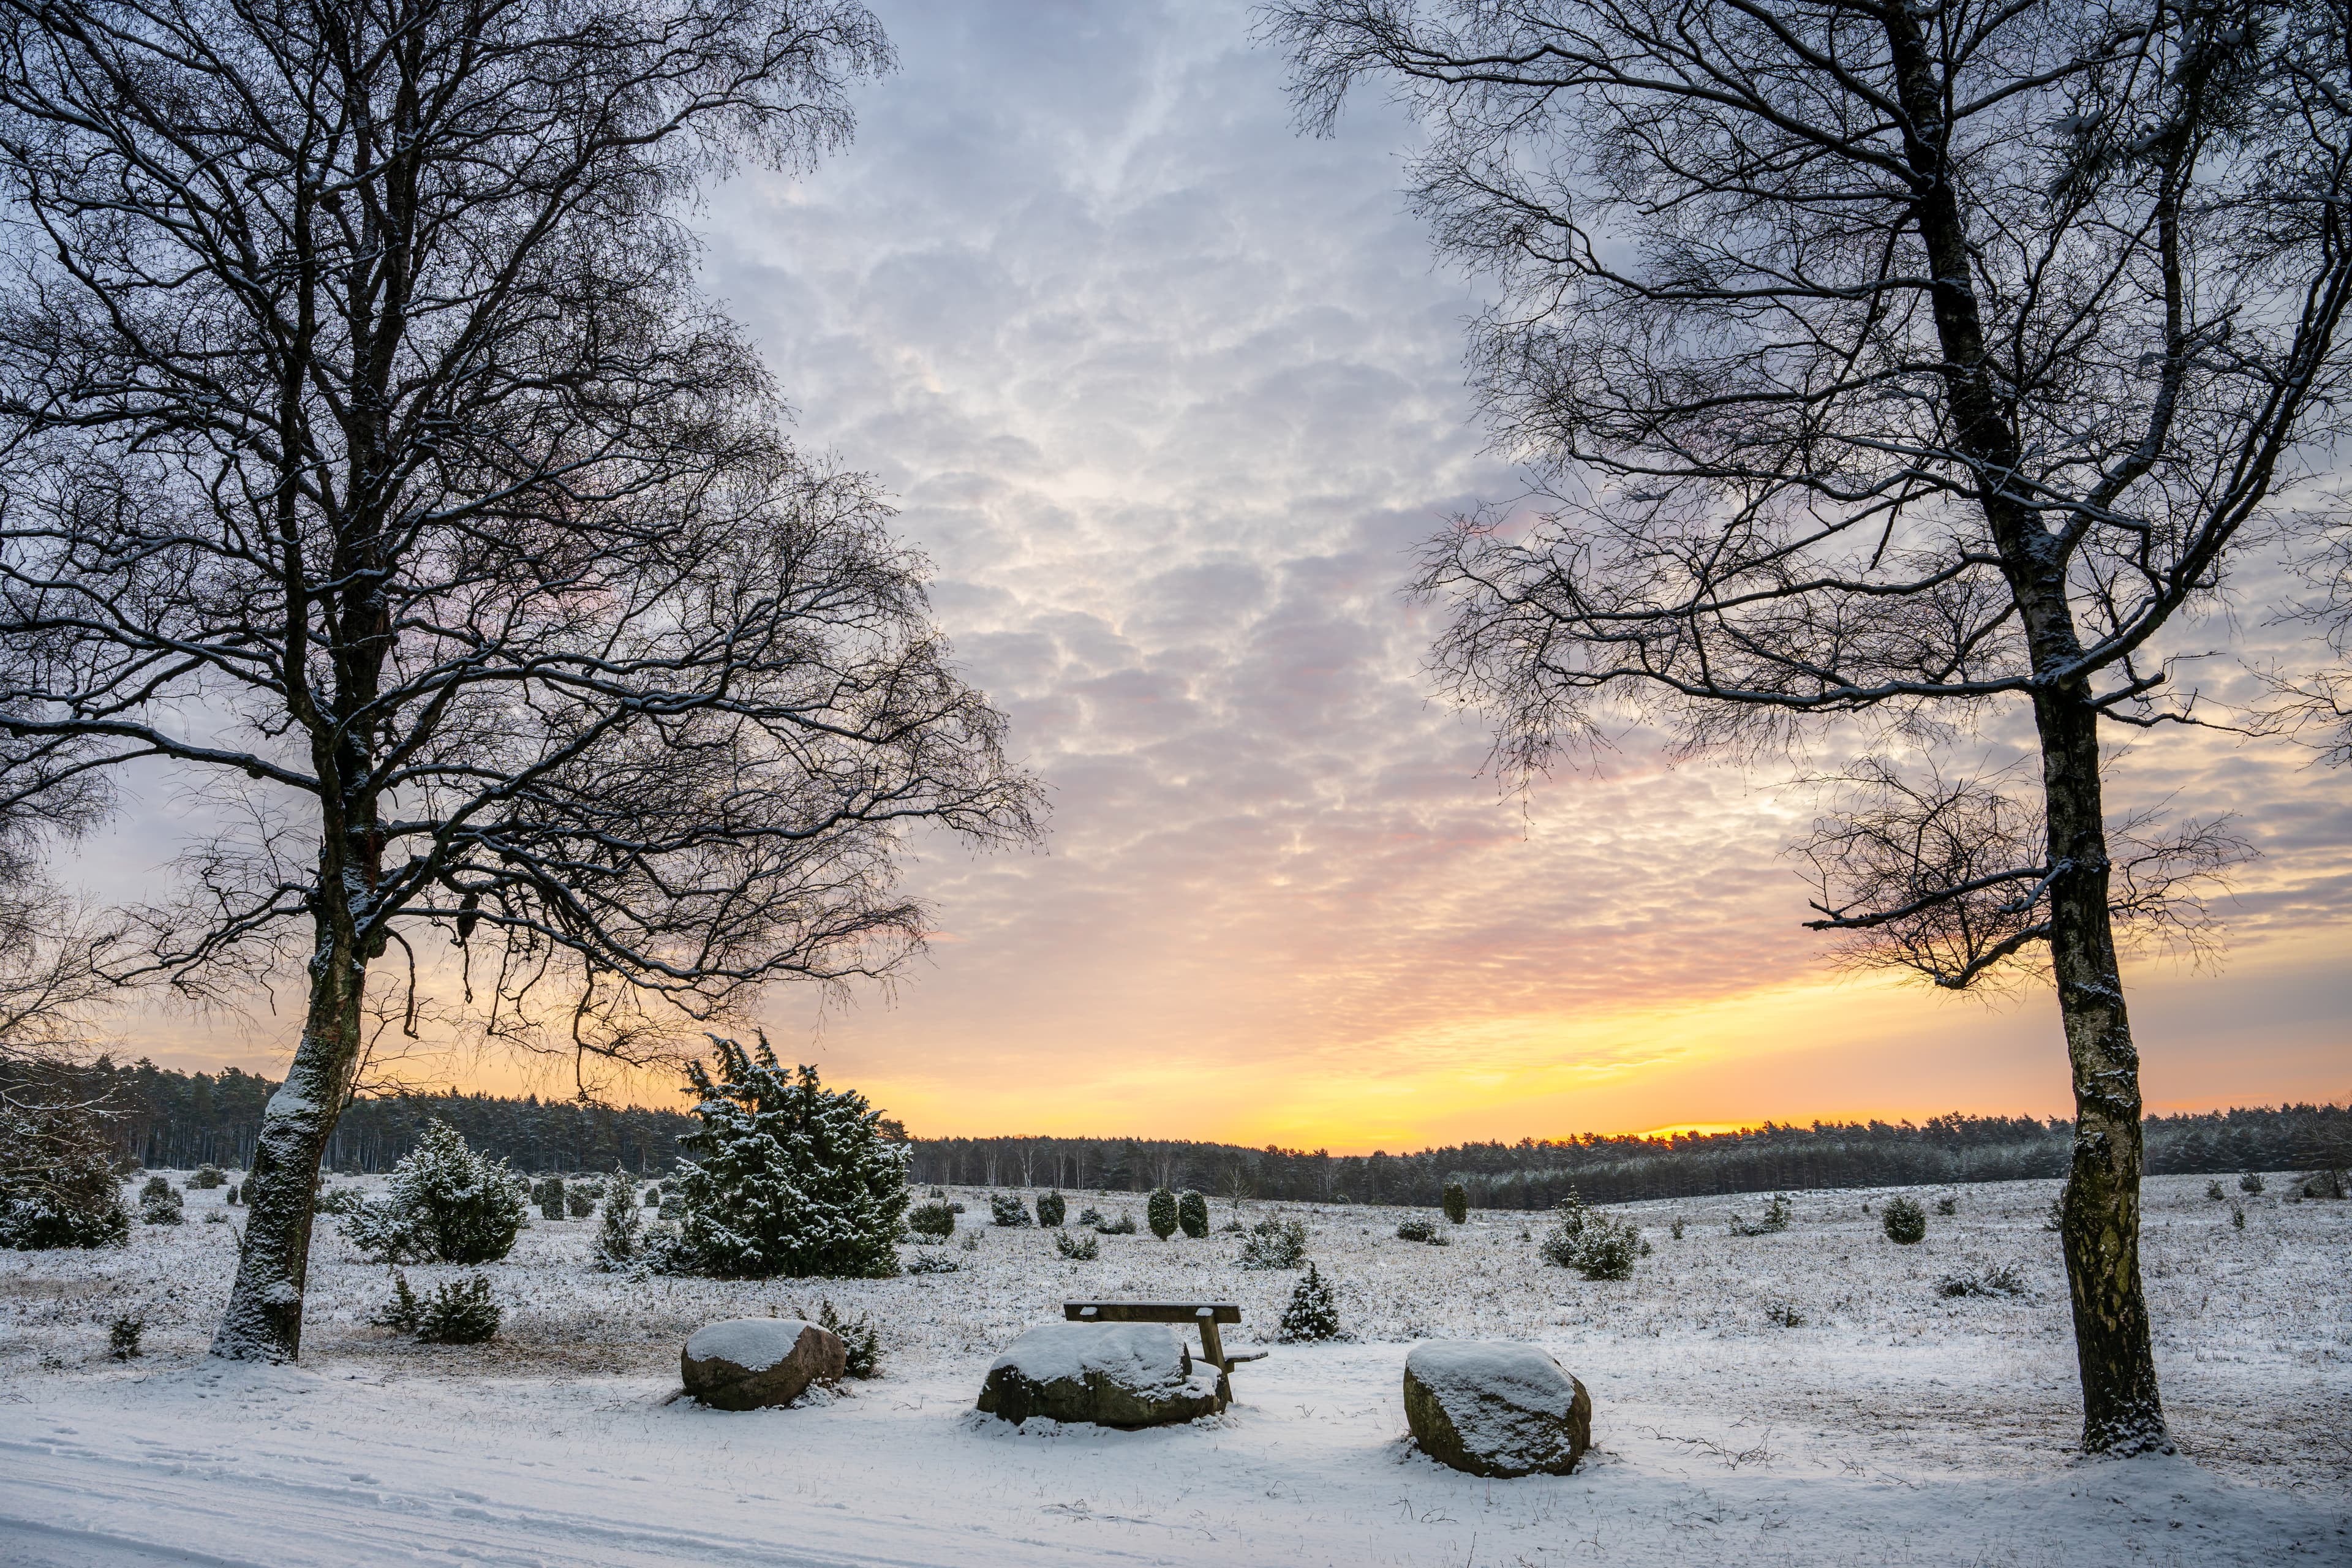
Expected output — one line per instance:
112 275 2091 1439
2 1173 2346 1566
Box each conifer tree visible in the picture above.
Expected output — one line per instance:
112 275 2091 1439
1177 1189 1209 1239
344 1120 527 1266
593 1167 641 1270
1147 1186 1179 1241
655 1037 908 1279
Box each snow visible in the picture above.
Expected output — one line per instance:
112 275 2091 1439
682 1317 819 1372
2 1172 2346 1566
990 1321 1189 1386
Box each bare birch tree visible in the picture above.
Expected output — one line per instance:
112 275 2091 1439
1265 0 2352 1452
0 0 1041 1362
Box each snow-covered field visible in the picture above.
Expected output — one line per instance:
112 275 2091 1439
2 1172 2345 1566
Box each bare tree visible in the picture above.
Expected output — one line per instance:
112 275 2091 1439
1267 0 2352 1452
0 0 1040 1361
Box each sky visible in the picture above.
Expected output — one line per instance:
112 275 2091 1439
85 0 2351 1151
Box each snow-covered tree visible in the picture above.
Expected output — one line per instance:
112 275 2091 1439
592 1167 641 1270
344 1119 527 1265
654 1037 908 1279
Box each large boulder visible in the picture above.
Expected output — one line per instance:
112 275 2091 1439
976 1322 1223 1428
681 1318 846 1411
1402 1341 1591 1477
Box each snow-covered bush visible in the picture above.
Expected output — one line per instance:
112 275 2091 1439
224 1183 240 1205
592 1167 642 1270
1394 1217 1444 1244
417 1276 501 1343
907 1200 956 1240
1537 1191 1643 1279
1238 1216 1307 1270
1278 1261 1341 1341
1036 1191 1066 1227
1094 1210 1136 1235
1075 1205 1102 1227
2239 1172 2266 1196
344 1120 528 1266
990 1192 1031 1227
1055 1229 1099 1260
1668 1215 1685 1240
1939 1262 2025 1298
314 1180 363 1216
644 1183 663 1208
2206 1178 2228 1200
108 1314 142 1359
1882 1196 1927 1245
1935 1196 1958 1215
1728 1193 1792 1236
801 1298 883 1378
138 1175 184 1226
1147 1187 1178 1240
1442 1182 1468 1225
567 1183 596 1218
905 1249 960 1273
189 1164 225 1189
0 1097 130 1250
1177 1189 1209 1239
651 1036 908 1280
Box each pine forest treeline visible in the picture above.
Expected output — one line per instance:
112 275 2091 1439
78 1059 2350 1204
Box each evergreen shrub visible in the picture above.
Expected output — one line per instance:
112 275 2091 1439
801 1298 882 1378
592 1167 642 1270
1177 1189 1208 1239
1147 1187 1178 1240
1537 1191 1643 1280
644 1186 662 1208
1075 1205 1103 1227
1935 1196 1958 1216
415 1276 502 1343
1238 1216 1307 1270
1095 1210 1137 1235
0 1096 131 1250
108 1314 143 1359
314 1181 362 1216
567 1183 596 1218
189 1164 225 1189
1054 1229 1099 1260
990 1192 1032 1227
1882 1196 1928 1245
907 1200 957 1240
1727 1193 1792 1236
1442 1181 1468 1224
1036 1191 1066 1227
652 1036 908 1280
1394 1217 1441 1243
535 1177 565 1221
138 1176 184 1226
225 1183 241 1205
344 1120 528 1265
1278 1261 1341 1341
2239 1172 2265 1195
905 1249 960 1273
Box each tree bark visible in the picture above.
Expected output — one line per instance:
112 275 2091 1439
2036 685 2169 1453
1880 2 2168 1453
207 922 369 1363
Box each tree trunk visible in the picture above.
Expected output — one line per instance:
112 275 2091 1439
2035 686 2170 1453
208 922 369 1363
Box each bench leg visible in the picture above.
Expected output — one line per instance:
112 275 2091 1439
1197 1322 1232 1409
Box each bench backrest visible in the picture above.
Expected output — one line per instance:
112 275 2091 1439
1065 1301 1240 1325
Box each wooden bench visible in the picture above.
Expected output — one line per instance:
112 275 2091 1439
1064 1301 1267 1406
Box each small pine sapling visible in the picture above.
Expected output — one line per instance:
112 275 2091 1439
989 1192 1032 1227
905 1250 960 1273
1882 1196 1928 1245
1442 1181 1468 1225
1054 1229 1099 1260
1146 1187 1178 1240
537 1177 566 1221
2206 1179 2227 1200
802 1298 882 1378
1036 1191 1066 1227
189 1164 225 1190
959 1231 981 1253
567 1183 597 1219
1095 1210 1137 1235
372 1268 422 1332
1393 1218 1447 1245
344 1120 528 1266
1935 1196 1958 1216
907 1200 957 1240
224 1183 240 1205
1177 1189 1209 1240
1238 1216 1307 1270
413 1276 501 1344
1728 1193 1792 1237
643 1185 663 1208
138 1177 184 1226
2230 1202 2247 1231
593 1167 643 1270
1669 1215 1686 1240
2239 1172 2265 1196
1278 1261 1341 1341
1075 1205 1103 1227
108 1314 143 1359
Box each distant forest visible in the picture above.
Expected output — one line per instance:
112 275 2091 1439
85 1057 2352 1208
